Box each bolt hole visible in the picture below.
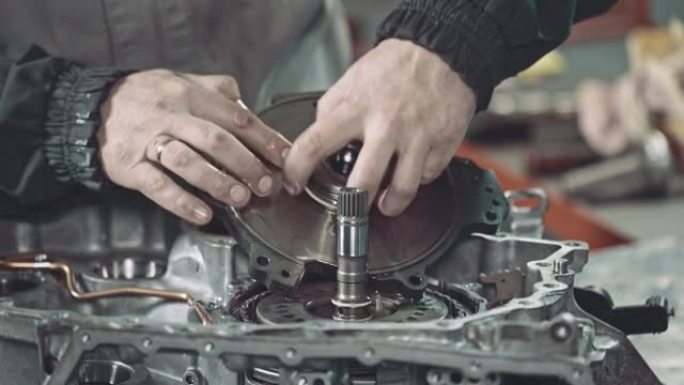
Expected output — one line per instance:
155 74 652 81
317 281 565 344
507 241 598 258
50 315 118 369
450 371 464 384
313 379 325 385
408 275 423 286
485 186 494 194
185 374 196 385
256 256 269 267
485 211 498 221
491 199 501 207
281 270 290 278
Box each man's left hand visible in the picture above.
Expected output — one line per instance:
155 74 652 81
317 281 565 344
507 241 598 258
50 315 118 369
283 38 476 216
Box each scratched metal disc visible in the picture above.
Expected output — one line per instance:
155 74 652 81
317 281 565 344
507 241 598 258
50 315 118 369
220 94 506 289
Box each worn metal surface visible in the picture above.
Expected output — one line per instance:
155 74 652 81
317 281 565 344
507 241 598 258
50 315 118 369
0 225 664 385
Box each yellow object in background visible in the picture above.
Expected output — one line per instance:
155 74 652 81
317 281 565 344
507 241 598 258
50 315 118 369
517 51 567 83
627 19 684 69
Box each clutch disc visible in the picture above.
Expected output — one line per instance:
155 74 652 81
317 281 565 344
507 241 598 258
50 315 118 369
219 94 507 290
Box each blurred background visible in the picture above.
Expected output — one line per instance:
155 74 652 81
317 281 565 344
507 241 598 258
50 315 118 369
343 1 684 382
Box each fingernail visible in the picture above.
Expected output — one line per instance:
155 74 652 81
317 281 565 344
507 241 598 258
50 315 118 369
230 185 249 203
283 181 300 195
234 109 250 127
258 175 273 194
193 207 211 222
281 147 290 160
378 190 396 216
237 99 249 110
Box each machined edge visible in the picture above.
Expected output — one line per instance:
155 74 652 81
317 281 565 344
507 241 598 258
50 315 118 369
0 235 621 385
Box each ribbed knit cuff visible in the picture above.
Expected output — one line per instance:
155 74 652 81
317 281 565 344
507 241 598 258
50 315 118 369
377 2 500 111
44 65 130 190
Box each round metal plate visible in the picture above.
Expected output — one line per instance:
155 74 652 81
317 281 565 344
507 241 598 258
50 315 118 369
218 94 507 289
230 95 456 274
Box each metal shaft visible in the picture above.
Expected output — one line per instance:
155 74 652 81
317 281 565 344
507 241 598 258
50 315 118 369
332 188 372 321
558 131 673 202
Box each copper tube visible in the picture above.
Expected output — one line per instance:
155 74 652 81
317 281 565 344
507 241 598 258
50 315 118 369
0 254 212 325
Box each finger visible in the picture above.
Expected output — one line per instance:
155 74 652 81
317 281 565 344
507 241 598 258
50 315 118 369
184 80 291 168
151 137 251 207
165 116 274 197
345 136 395 205
421 144 456 185
131 162 213 225
235 113 291 168
283 116 358 195
179 73 241 101
378 143 428 217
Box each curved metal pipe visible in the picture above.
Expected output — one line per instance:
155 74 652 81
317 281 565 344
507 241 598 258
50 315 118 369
0 254 211 325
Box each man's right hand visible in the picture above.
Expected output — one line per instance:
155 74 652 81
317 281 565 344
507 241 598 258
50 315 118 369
98 69 291 225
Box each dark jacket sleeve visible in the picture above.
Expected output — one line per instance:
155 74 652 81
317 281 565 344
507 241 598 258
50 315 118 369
0 44 126 219
378 0 618 111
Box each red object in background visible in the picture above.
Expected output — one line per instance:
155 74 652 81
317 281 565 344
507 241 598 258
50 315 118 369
526 143 601 176
569 0 651 43
457 142 632 250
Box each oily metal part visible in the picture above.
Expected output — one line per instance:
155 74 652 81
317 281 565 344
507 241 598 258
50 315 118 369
254 282 452 324
220 95 507 288
0 220 666 385
0 254 212 325
333 187 372 322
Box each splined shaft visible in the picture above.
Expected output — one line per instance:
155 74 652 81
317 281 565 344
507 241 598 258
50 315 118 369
332 188 372 321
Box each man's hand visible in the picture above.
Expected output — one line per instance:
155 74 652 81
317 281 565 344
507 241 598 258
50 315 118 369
283 38 476 216
98 69 290 225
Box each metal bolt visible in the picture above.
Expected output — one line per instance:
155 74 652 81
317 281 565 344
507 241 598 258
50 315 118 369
550 322 572 342
285 348 297 359
183 368 203 385
553 259 569 275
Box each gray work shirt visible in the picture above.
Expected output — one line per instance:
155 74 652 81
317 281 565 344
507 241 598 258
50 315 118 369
0 0 346 106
